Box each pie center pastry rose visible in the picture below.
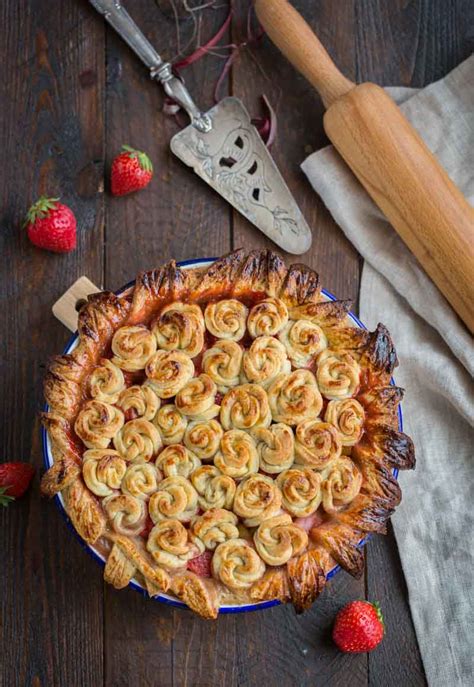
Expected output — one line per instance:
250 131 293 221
41 250 415 620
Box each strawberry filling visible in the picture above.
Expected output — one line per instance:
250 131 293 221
187 550 213 578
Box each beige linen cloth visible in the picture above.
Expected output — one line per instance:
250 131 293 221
302 56 474 687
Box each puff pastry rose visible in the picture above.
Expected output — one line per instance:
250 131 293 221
247 297 288 337
103 493 147 536
89 359 125 404
156 444 201 479
276 467 322 517
267 370 323 426
233 474 282 527
241 336 291 387
316 349 361 400
190 508 239 550
152 302 204 358
213 429 259 479
82 449 127 497
175 374 219 421
147 518 204 570
149 475 199 522
251 423 294 474
212 539 265 590
75 400 125 449
294 420 342 470
111 325 157 371
325 398 365 446
254 514 308 566
121 462 161 500
145 350 194 399
152 404 188 445
220 384 272 431
190 465 236 510
183 419 223 461
321 456 362 513
202 340 243 391
116 384 160 422
114 419 162 463
204 299 248 341
278 319 327 368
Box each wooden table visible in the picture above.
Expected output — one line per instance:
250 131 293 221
1 1 470 685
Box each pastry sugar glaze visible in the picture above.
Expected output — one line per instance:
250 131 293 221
41 250 415 619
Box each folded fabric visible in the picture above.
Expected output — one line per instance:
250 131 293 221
302 56 474 687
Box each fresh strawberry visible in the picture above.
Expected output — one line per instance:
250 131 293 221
0 462 35 506
333 600 385 653
187 550 213 578
24 197 76 253
111 145 153 196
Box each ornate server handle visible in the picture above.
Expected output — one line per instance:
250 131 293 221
89 0 211 131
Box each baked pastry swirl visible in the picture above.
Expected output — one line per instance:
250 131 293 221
325 398 365 446
89 359 125 404
251 423 294 474
113 419 162 463
242 336 291 387
214 429 259 479
316 349 361 400
82 449 127 497
183 419 223 461
202 340 243 392
254 514 308 566
149 476 199 523
190 465 236 510
294 420 342 470
152 302 205 358
204 299 248 341
111 325 157 371
220 384 272 431
247 297 288 337
268 370 323 426
212 539 265 590
74 400 125 449
190 508 239 550
41 249 414 619
117 384 160 422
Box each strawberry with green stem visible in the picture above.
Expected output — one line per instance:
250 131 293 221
24 197 77 253
111 145 154 196
333 600 385 653
0 462 35 507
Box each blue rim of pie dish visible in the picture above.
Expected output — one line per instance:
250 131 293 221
42 257 402 614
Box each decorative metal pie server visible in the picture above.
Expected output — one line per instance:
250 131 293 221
89 0 312 254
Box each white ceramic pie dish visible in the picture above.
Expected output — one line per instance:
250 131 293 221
42 257 402 614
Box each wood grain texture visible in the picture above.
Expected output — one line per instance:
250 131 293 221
1 0 470 685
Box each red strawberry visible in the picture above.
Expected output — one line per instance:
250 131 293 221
333 600 385 653
187 550 213 578
111 145 153 196
0 462 35 506
24 197 77 253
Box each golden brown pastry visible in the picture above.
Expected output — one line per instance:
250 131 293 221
145 350 194 399
233 474 282 527
89 359 125 404
276 467 322 517
220 384 272 431
82 449 127 497
113 418 162 463
267 370 322 425
212 539 265 590
251 423 295 474
175 374 219 421
202 340 243 392
184 419 223 461
325 398 365 446
247 297 288 337
121 462 161 500
146 518 204 570
316 349 361 400
190 465 236 510
103 492 147 536
204 299 248 341
152 404 188 445
156 444 201 479
151 302 205 358
321 456 362 513
190 508 239 549
278 319 327 368
74 400 124 449
213 429 259 479
111 325 157 371
294 419 342 470
241 336 291 387
148 475 199 522
254 514 308 566
116 384 160 422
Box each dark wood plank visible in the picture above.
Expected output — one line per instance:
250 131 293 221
0 1 106 685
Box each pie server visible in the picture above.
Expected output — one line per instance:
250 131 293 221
89 0 312 254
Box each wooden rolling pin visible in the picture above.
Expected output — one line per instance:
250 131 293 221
255 0 474 333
